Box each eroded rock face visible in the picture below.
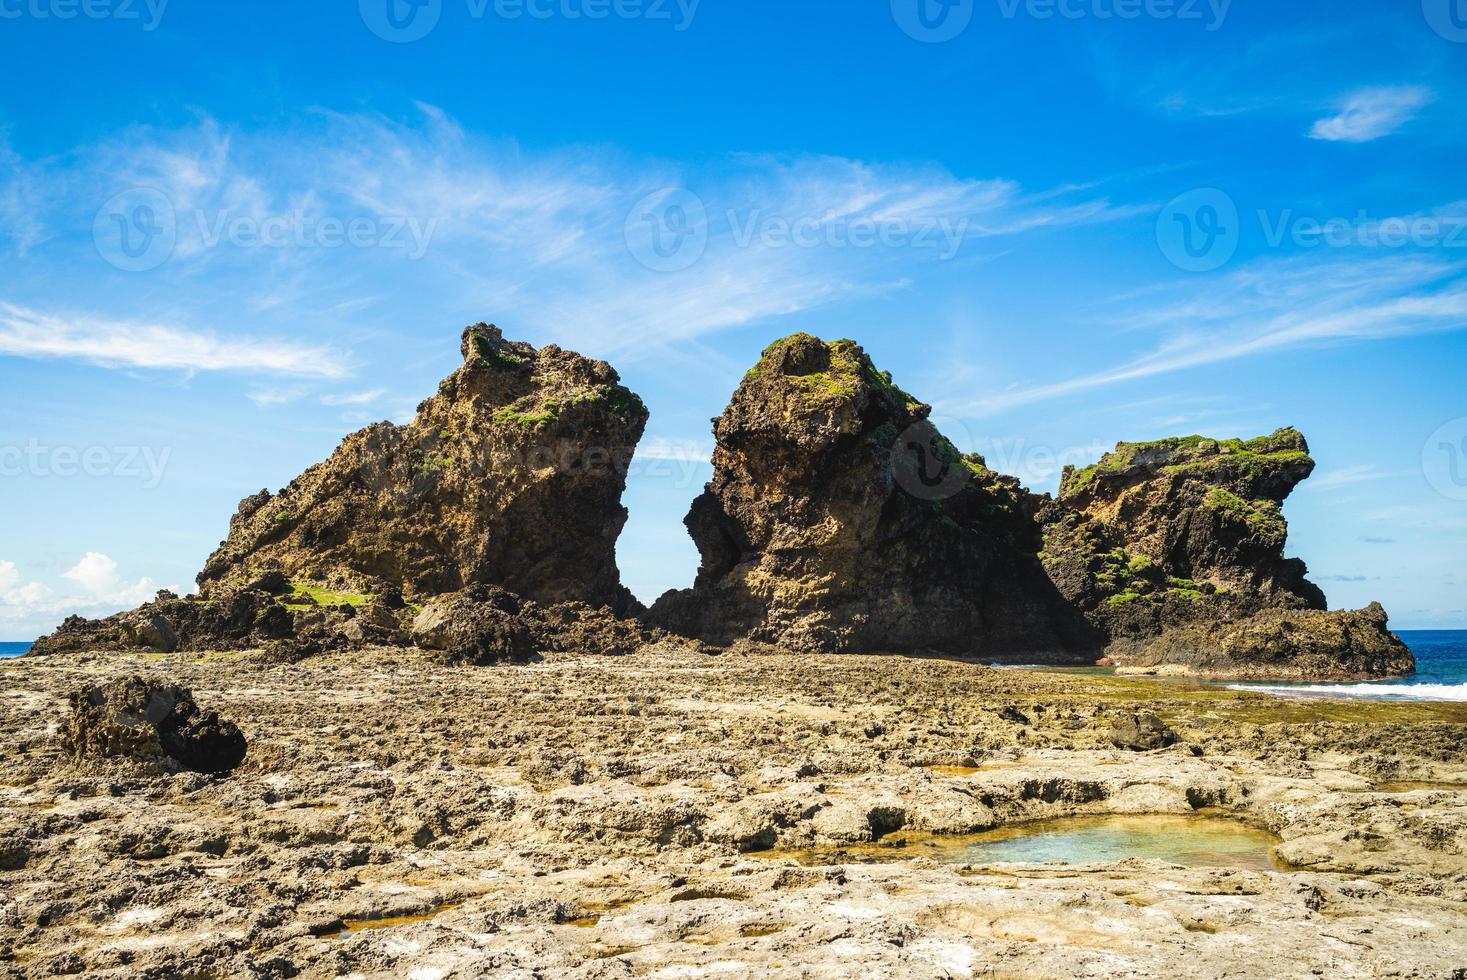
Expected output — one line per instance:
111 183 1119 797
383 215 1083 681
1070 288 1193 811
28 589 293 657
62 676 247 774
1117 602 1416 680
1040 429 1412 678
196 324 648 613
651 334 1091 657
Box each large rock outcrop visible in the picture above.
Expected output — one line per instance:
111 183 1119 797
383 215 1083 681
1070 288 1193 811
650 334 1092 658
1117 602 1415 680
31 325 650 660
196 324 648 613
62 676 247 774
1039 429 1412 678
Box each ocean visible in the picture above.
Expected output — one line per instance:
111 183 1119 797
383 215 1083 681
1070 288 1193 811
1228 630 1467 701
2 631 1464 698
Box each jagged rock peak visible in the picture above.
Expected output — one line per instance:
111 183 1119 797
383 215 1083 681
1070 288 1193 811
195 323 648 613
651 332 1091 657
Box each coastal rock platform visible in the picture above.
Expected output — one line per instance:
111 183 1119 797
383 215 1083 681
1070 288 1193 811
2 646 1465 978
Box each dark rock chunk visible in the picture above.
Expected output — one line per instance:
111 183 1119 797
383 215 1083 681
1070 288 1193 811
410 586 537 665
62 676 247 774
1108 711 1178 751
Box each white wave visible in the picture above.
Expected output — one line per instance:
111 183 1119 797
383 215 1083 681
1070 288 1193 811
1227 682 1467 702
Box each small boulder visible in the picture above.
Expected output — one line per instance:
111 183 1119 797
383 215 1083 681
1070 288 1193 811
1107 711 1178 752
62 676 247 774
411 586 536 665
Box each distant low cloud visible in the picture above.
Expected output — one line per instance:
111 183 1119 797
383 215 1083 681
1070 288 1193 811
0 303 347 379
1317 574 1370 583
1359 536 1397 545
320 388 386 406
63 552 158 606
1309 86 1434 143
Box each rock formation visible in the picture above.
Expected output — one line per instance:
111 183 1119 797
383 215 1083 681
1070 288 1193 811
1116 602 1415 680
30 324 651 661
650 334 1092 657
1039 429 1412 677
62 676 247 774
197 324 648 613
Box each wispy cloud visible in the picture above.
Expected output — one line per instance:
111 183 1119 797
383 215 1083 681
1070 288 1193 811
1308 464 1408 490
1309 86 1434 143
0 107 1146 365
634 436 715 464
320 388 386 406
0 303 347 378
960 254 1467 415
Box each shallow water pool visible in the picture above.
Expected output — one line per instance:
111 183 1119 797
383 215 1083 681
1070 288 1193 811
761 813 1284 872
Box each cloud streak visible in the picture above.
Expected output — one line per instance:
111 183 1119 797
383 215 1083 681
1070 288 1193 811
0 303 347 378
1309 86 1434 143
961 254 1467 415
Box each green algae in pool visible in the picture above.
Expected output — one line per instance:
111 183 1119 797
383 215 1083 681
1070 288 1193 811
757 814 1283 872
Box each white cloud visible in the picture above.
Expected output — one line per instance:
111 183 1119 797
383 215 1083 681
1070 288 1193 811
1309 86 1434 143
63 552 159 605
320 388 386 406
960 254 1467 415
248 386 309 407
0 303 347 378
634 437 715 464
2 108 1139 362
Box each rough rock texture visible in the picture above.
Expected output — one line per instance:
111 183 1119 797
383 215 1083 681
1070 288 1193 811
61 676 247 774
651 334 1091 657
1118 602 1417 680
196 324 648 612
5 647 1467 978
1039 429 1412 678
410 586 537 665
27 588 293 657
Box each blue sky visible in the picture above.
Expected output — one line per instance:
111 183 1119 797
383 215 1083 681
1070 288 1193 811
2 0 1466 639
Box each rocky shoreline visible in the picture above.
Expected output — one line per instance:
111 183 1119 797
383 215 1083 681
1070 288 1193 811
26 326 1415 681
5 324 1449 977
3 645 1466 977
